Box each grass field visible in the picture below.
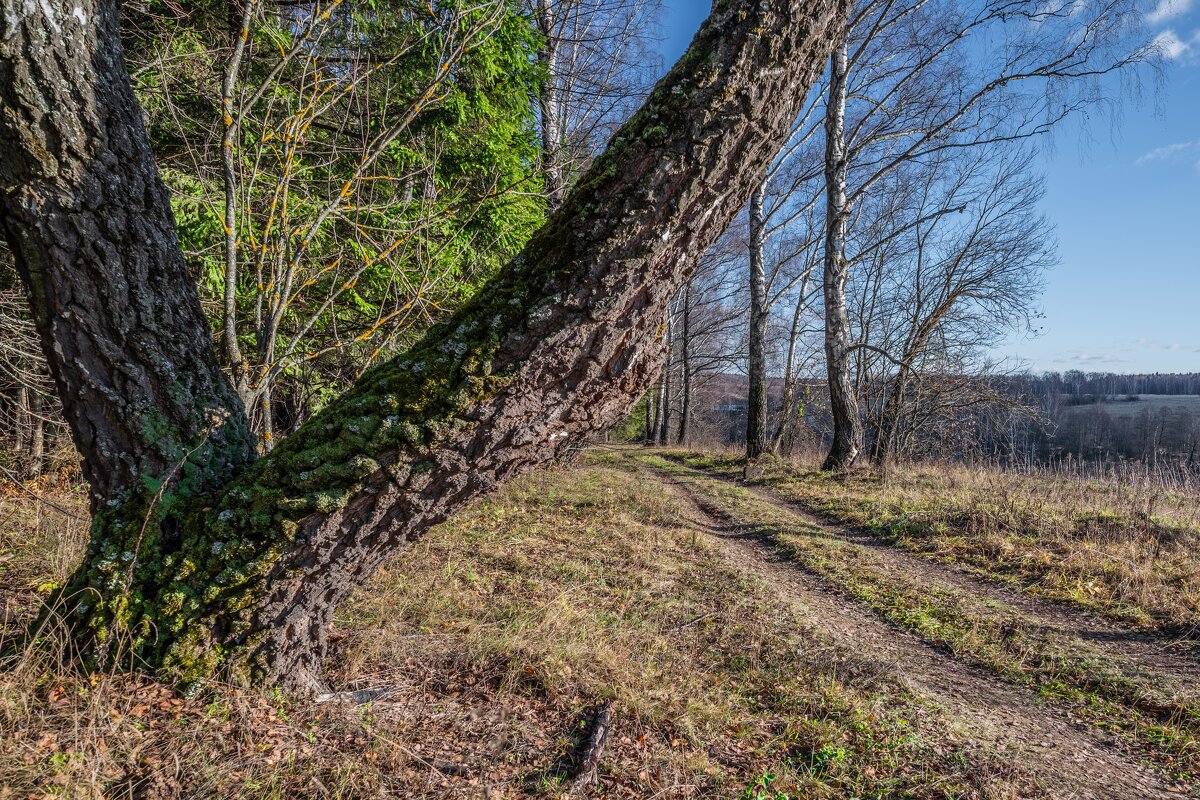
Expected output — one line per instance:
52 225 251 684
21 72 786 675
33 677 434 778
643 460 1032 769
1065 394 1200 419
670 449 1200 632
0 460 1037 799
1 449 1198 798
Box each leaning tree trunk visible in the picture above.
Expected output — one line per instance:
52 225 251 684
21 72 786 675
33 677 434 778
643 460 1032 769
820 34 863 472
0 0 847 691
745 183 771 460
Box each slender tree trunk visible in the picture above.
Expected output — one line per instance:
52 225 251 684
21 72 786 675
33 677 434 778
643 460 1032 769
657 310 673 445
14 385 29 459
536 0 566 208
820 34 862 472
650 363 665 444
677 283 692 445
259 382 275 453
28 390 45 478
745 183 770 459
772 269 812 453
871 369 908 468
643 390 654 446
220 0 257 406
0 0 847 690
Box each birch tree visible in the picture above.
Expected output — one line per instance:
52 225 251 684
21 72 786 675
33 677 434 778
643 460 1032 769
529 0 663 207
818 0 1150 470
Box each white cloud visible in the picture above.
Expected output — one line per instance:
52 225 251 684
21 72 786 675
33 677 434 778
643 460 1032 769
1136 140 1196 163
1147 0 1193 24
1152 27 1200 60
1135 140 1200 172
1153 29 1190 58
1062 353 1127 364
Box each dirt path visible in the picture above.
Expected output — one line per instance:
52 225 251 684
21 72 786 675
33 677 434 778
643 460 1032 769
693 459 1200 700
643 463 1187 800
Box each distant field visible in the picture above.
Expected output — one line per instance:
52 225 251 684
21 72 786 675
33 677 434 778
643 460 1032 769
1065 394 1200 418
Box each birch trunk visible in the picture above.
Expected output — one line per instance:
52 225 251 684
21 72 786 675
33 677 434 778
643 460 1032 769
14 385 29 458
820 34 863 472
657 310 673 445
643 390 655 445
29 390 45 477
536 0 566 208
745 183 770 459
676 282 692 445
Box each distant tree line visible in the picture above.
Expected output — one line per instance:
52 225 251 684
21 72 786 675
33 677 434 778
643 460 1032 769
1008 371 1200 401
638 368 1200 475
983 372 1200 471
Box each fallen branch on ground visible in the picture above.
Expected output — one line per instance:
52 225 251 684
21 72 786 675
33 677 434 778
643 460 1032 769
565 700 614 797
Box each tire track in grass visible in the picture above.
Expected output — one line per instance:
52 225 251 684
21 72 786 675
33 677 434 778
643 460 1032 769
668 452 1200 706
629 453 1189 799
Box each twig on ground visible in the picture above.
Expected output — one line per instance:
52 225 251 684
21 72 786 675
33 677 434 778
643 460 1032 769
0 463 84 520
314 686 401 704
673 611 717 631
565 700 614 797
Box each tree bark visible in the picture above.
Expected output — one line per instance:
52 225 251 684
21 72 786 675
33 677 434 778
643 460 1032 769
745 183 770 459
0 0 258 509
643 390 655 446
29 390 45 477
1 0 847 690
651 363 665 444
871 371 908 468
14 385 29 459
820 33 863 472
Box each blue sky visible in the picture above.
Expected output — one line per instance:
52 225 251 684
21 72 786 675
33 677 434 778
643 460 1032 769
659 1 1199 375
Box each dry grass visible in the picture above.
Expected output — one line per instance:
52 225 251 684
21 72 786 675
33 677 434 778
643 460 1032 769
638 452 1200 782
673 450 1200 633
0 476 89 643
0 460 1031 798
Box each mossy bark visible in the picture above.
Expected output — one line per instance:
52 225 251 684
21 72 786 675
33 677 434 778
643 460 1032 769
1 0 847 691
